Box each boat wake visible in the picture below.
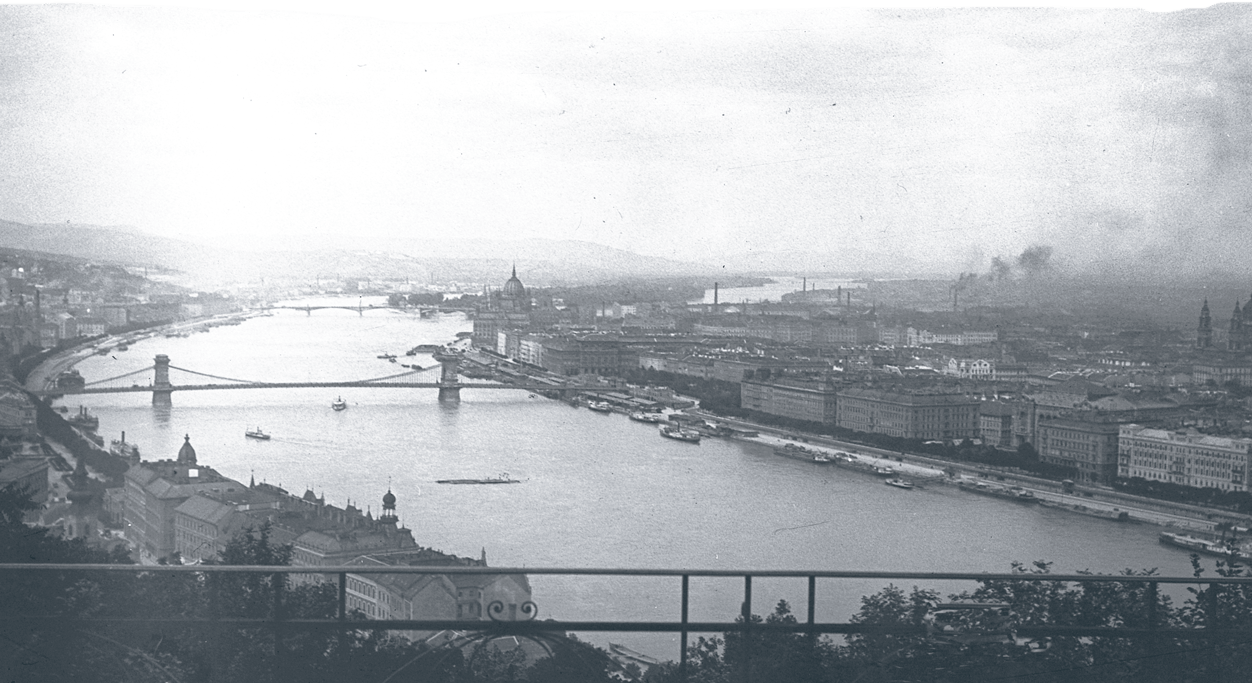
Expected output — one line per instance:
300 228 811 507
774 520 829 534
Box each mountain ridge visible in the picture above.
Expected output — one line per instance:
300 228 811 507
0 220 718 287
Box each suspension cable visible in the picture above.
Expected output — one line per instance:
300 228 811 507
82 366 157 386
166 365 264 384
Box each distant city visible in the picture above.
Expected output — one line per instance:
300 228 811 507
6 238 1252 678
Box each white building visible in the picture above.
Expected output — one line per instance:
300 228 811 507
1118 424 1252 492
945 358 995 380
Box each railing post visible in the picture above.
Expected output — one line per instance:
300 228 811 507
680 574 689 682
807 575 817 645
273 572 284 683
1146 581 1158 629
339 572 348 621
1207 581 1219 628
741 575 752 683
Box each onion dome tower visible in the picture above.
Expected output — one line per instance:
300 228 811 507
177 434 197 466
380 488 398 525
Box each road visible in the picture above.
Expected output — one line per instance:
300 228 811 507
691 409 1249 533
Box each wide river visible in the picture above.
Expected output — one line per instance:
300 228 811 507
58 296 1215 659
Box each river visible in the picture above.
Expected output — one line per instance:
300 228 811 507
53 297 1216 659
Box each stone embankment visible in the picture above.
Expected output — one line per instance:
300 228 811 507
694 410 1252 534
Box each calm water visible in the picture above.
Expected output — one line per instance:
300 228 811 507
696 276 866 304
60 298 1213 658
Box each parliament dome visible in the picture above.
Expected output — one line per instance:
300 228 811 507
502 265 526 299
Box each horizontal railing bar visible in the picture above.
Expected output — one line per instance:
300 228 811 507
1 564 1250 584
3 616 1250 638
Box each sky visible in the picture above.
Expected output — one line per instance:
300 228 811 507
0 2 1248 278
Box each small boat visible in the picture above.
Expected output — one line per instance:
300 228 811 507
874 466 898 476
331 397 348 411
660 424 701 443
245 427 271 440
109 434 140 460
629 411 665 423
587 401 612 413
885 478 915 490
436 473 520 485
377 353 397 360
68 406 99 430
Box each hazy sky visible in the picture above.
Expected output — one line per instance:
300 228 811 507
1 2 1248 276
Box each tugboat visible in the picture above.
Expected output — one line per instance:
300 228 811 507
68 406 99 430
659 424 701 443
245 427 271 440
331 397 348 411
109 432 141 461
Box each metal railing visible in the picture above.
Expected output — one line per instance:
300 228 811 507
4 564 1252 680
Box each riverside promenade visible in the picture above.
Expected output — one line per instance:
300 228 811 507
692 409 1252 534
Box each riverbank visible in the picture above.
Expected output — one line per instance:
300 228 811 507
692 409 1252 534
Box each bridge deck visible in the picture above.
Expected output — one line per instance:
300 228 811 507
36 382 572 395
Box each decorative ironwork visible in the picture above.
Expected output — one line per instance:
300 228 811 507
487 599 538 622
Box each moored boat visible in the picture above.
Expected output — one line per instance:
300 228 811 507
1158 531 1250 560
245 427 271 440
68 406 99 430
331 397 348 411
958 480 1039 504
587 401 612 413
109 432 140 460
885 478 915 490
629 411 665 423
660 424 701 443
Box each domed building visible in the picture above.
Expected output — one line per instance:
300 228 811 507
501 266 527 306
472 265 534 349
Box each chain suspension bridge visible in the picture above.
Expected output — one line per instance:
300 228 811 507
34 353 571 403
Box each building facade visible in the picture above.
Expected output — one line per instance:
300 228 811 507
1036 416 1122 484
1118 425 1252 492
835 389 981 441
740 375 839 424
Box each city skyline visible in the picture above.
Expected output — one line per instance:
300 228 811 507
1 3 1248 278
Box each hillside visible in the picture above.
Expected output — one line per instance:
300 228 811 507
0 220 714 287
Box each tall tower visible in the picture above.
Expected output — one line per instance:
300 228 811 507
1198 300 1213 349
153 354 173 406
380 488 397 525
1230 302 1243 352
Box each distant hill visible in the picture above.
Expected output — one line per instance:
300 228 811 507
0 220 715 287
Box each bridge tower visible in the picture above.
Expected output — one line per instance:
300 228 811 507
153 354 173 406
433 351 460 402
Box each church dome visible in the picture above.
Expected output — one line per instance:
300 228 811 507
502 265 526 299
177 434 197 465
382 489 396 508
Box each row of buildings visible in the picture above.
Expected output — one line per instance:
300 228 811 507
114 437 531 629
